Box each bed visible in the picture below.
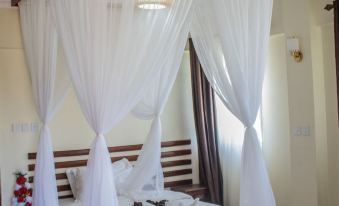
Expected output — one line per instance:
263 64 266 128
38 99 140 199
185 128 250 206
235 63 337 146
27 140 219 206
59 197 216 206
58 194 218 206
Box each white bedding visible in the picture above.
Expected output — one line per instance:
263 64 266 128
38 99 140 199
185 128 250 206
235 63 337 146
61 160 218 206
59 199 216 206
59 191 218 206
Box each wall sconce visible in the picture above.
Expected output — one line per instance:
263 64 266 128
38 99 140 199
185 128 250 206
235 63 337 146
287 37 303 62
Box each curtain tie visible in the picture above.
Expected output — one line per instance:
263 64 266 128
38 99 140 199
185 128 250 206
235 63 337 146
244 125 255 130
42 123 48 128
244 124 256 135
244 125 258 142
41 123 50 132
152 116 162 129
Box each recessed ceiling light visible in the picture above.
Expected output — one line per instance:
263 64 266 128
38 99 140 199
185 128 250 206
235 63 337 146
136 0 169 10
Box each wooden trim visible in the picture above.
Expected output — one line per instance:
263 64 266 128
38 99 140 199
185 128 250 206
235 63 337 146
161 140 191 147
162 149 191 158
29 168 193 183
164 180 193 188
57 184 71 192
325 4 335 11
334 0 339 122
162 159 191 168
28 140 191 159
59 195 74 200
163 169 192 177
55 173 67 180
326 1 339 122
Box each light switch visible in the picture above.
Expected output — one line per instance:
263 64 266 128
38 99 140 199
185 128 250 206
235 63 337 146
293 126 311 137
293 127 302 136
302 127 311 136
11 122 40 134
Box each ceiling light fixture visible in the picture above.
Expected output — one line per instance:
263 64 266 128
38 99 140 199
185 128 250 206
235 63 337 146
136 0 169 10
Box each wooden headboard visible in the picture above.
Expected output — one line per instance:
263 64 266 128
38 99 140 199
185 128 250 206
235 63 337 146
27 139 194 199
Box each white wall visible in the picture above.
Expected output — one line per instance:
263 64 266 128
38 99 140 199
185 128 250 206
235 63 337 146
310 1 339 206
315 23 339 206
0 8 198 205
264 1 339 206
263 34 292 206
281 1 318 205
312 24 330 206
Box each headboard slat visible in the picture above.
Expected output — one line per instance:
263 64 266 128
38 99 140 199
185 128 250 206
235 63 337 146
29 168 193 183
28 140 191 160
55 179 193 193
29 158 192 171
27 139 193 199
28 149 192 171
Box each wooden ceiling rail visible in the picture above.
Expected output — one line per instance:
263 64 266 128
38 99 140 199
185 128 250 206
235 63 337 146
325 3 334 11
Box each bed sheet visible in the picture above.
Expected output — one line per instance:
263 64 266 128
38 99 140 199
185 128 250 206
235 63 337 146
59 197 218 206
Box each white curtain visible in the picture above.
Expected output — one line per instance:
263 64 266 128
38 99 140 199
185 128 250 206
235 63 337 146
216 96 263 206
19 0 70 206
123 18 191 194
190 0 275 206
50 0 193 205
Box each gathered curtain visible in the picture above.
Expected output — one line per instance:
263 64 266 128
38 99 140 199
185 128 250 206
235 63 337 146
19 0 70 206
190 0 275 206
50 0 193 205
124 13 191 196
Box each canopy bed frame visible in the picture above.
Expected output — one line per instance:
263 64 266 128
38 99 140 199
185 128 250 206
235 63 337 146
26 139 209 201
13 0 275 205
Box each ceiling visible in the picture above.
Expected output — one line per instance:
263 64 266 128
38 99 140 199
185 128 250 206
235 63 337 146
0 0 11 8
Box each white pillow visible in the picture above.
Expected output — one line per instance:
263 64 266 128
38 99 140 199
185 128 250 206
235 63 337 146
73 158 133 201
115 166 133 188
65 168 78 199
112 158 133 188
74 167 87 201
112 158 132 173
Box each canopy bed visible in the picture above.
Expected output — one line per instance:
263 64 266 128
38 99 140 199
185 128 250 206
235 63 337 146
26 139 215 205
14 0 275 205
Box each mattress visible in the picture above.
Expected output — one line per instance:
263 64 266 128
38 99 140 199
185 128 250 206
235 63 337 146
59 196 218 206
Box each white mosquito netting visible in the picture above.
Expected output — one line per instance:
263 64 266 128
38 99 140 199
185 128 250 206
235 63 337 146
190 0 275 206
19 1 70 205
18 0 275 205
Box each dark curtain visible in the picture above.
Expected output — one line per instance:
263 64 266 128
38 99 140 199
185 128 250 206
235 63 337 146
189 39 223 205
